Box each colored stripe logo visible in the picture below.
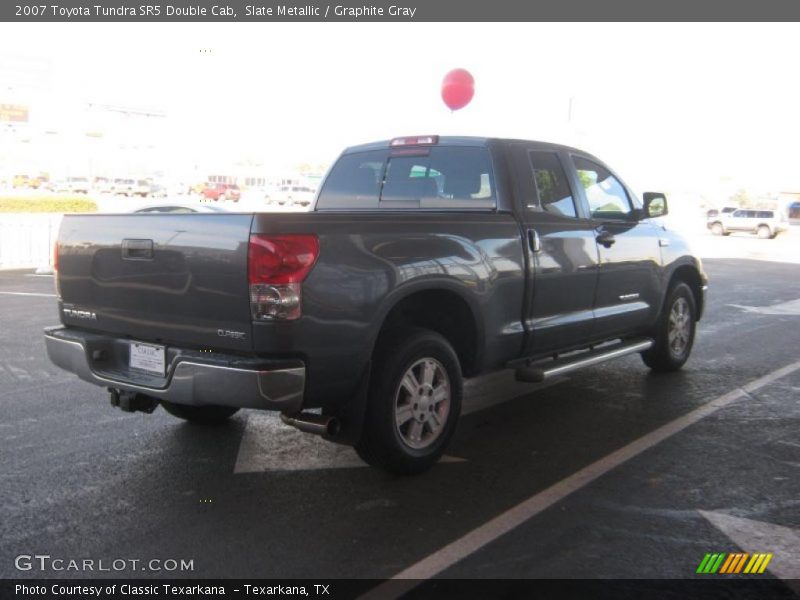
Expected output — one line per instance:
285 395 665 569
697 552 773 574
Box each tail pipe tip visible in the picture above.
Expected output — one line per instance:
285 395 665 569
280 412 340 437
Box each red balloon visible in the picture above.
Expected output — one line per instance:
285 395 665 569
441 68 475 111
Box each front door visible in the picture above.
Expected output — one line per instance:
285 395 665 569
569 155 662 340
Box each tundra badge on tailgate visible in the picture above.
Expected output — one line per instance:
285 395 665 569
63 307 97 321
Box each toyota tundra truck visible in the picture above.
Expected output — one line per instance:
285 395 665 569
45 136 707 474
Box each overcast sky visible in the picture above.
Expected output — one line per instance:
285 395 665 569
1 22 799 196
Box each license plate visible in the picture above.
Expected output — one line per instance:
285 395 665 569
129 342 166 376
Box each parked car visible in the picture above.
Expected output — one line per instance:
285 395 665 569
708 208 788 238
273 185 317 207
148 183 168 198
133 203 228 213
110 178 136 196
188 182 207 196
202 182 241 202
12 174 29 189
12 174 47 189
51 177 90 194
45 135 707 475
93 177 110 193
130 179 152 197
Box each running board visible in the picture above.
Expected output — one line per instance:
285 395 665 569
514 338 653 383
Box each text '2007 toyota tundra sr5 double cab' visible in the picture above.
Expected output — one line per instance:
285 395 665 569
45 136 708 474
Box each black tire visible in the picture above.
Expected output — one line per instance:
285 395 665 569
710 222 724 236
355 328 462 475
160 401 239 425
642 282 697 372
757 225 772 239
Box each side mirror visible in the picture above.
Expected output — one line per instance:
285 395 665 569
643 192 668 219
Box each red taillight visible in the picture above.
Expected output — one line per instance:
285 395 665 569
248 235 319 284
248 234 319 321
53 243 61 299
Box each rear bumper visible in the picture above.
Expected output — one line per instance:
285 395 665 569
44 326 305 413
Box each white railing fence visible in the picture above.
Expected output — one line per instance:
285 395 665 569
0 214 63 271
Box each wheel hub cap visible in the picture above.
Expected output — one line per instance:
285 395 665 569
668 297 691 357
394 358 451 450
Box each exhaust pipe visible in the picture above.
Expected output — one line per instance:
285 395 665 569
280 412 340 437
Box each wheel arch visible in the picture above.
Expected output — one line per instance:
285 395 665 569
369 282 484 378
666 262 705 321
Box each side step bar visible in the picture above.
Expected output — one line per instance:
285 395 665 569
515 338 653 383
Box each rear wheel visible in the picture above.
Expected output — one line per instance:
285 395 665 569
642 282 696 372
160 401 239 425
355 328 462 475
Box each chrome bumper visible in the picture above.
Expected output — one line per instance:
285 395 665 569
44 327 305 412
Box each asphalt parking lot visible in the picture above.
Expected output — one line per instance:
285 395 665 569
1 254 798 594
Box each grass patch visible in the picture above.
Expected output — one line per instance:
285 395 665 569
0 196 98 213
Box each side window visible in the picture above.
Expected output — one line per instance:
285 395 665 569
528 151 577 218
573 156 632 220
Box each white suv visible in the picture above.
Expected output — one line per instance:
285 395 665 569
272 185 316 207
709 209 788 239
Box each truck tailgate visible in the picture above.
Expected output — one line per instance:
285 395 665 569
57 213 254 352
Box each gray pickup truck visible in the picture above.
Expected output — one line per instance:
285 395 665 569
45 136 707 474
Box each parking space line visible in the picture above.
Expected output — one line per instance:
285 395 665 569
0 291 57 298
360 359 800 599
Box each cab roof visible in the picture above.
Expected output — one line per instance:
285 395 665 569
342 136 596 159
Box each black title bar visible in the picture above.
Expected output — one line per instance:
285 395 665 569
4 579 800 600
4 0 800 21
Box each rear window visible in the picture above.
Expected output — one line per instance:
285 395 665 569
316 146 495 210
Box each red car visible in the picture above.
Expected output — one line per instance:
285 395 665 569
202 182 241 202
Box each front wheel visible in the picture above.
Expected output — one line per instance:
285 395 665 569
160 401 239 425
642 282 697 372
710 222 724 236
757 225 772 239
355 328 462 475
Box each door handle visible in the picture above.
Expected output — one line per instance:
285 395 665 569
122 239 154 260
528 229 541 253
595 228 616 248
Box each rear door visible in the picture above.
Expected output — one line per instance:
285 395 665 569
569 154 662 339
727 209 748 231
57 212 254 352
509 142 600 355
